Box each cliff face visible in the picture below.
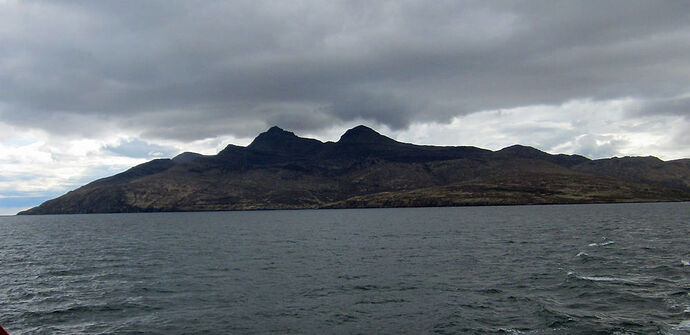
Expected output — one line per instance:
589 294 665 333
19 125 690 214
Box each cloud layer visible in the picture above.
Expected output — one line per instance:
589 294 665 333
2 1 689 139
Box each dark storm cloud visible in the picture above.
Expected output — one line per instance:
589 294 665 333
1 0 689 140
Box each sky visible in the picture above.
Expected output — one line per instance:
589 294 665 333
1 1 689 214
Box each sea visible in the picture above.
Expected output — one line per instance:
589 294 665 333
1 202 689 334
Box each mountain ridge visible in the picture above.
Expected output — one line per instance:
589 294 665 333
18 125 690 215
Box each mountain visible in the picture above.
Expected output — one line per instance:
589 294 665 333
18 125 690 214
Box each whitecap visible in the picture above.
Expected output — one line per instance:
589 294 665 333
576 251 588 257
682 259 689 266
574 274 643 285
579 275 619 282
588 240 615 247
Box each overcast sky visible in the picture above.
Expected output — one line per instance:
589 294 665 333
1 0 690 214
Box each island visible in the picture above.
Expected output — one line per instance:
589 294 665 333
19 125 690 214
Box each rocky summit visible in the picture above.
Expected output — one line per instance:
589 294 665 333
19 125 690 214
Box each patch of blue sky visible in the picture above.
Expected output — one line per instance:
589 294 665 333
0 174 36 182
0 196 54 209
6 138 38 146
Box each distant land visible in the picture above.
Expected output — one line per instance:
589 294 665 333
19 125 690 215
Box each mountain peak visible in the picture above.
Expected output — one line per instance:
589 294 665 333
498 145 547 157
338 125 398 145
266 125 287 134
171 151 203 164
498 144 590 167
247 126 322 154
248 126 298 148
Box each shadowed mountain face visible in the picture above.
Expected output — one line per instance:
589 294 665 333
19 126 690 214
246 126 323 155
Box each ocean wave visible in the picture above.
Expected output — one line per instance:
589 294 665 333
566 272 652 287
674 319 690 331
588 240 615 247
577 275 621 282
574 251 606 264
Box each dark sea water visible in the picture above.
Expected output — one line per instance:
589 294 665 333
1 203 689 334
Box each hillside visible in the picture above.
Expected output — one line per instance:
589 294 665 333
18 126 690 214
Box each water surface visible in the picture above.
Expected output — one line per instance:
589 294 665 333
1 203 689 334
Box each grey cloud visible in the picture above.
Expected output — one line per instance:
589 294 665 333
569 134 628 159
327 90 422 129
635 97 690 118
103 139 178 158
629 97 690 152
1 1 690 140
503 125 579 152
265 107 334 134
673 129 690 150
